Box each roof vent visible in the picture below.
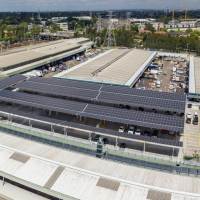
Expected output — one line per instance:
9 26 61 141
96 177 120 191
147 190 171 200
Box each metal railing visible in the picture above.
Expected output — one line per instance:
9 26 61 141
0 121 200 177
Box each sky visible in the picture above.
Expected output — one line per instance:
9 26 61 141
0 0 200 11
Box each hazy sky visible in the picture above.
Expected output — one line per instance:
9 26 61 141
0 0 200 11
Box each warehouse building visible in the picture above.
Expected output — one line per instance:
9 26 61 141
0 137 199 200
189 56 200 101
56 49 156 86
0 38 93 77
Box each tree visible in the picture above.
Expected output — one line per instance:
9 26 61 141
31 24 41 37
49 23 61 33
145 23 155 33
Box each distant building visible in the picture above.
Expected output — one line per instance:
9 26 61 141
152 22 165 31
56 23 69 31
51 17 68 23
166 19 200 30
74 16 92 21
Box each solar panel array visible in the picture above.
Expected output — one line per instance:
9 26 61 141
98 92 185 112
101 85 186 101
15 77 186 113
82 104 184 132
0 90 184 133
0 75 26 90
29 77 186 102
15 81 99 100
0 90 86 115
0 105 183 147
29 77 102 90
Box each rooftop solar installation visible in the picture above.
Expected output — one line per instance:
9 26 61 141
0 106 183 147
15 81 99 100
0 75 26 90
29 77 103 91
29 77 186 101
101 85 186 102
0 90 87 115
98 92 185 113
15 78 186 113
0 90 184 132
82 104 184 132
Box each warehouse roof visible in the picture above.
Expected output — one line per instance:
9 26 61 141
0 39 84 71
57 49 155 85
193 57 200 95
0 134 199 200
1 46 87 77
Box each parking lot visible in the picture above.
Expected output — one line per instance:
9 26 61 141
23 48 104 78
183 102 200 156
135 55 189 93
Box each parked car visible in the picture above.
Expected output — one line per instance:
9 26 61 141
128 126 134 135
118 126 125 133
193 112 199 125
186 113 192 124
135 128 141 136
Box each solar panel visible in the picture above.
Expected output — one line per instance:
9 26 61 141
83 104 184 132
98 92 185 113
0 105 182 147
0 90 86 115
29 77 103 91
15 79 185 113
29 77 186 103
15 81 99 100
0 90 184 133
0 75 26 90
101 85 186 102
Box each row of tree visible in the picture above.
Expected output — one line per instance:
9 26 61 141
84 23 200 55
143 33 200 55
0 20 62 44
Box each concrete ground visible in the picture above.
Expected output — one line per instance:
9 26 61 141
135 57 187 93
183 102 200 156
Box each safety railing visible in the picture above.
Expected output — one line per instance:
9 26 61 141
0 120 200 177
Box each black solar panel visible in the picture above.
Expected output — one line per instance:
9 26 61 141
29 77 103 91
0 90 184 133
0 90 86 115
29 77 186 103
98 92 185 113
0 105 182 147
83 104 184 132
101 85 186 102
0 75 26 90
15 78 185 113
15 81 99 100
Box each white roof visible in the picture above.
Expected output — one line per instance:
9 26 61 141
58 48 154 85
0 38 89 71
194 57 200 94
0 132 200 200
189 56 196 94
189 56 200 95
